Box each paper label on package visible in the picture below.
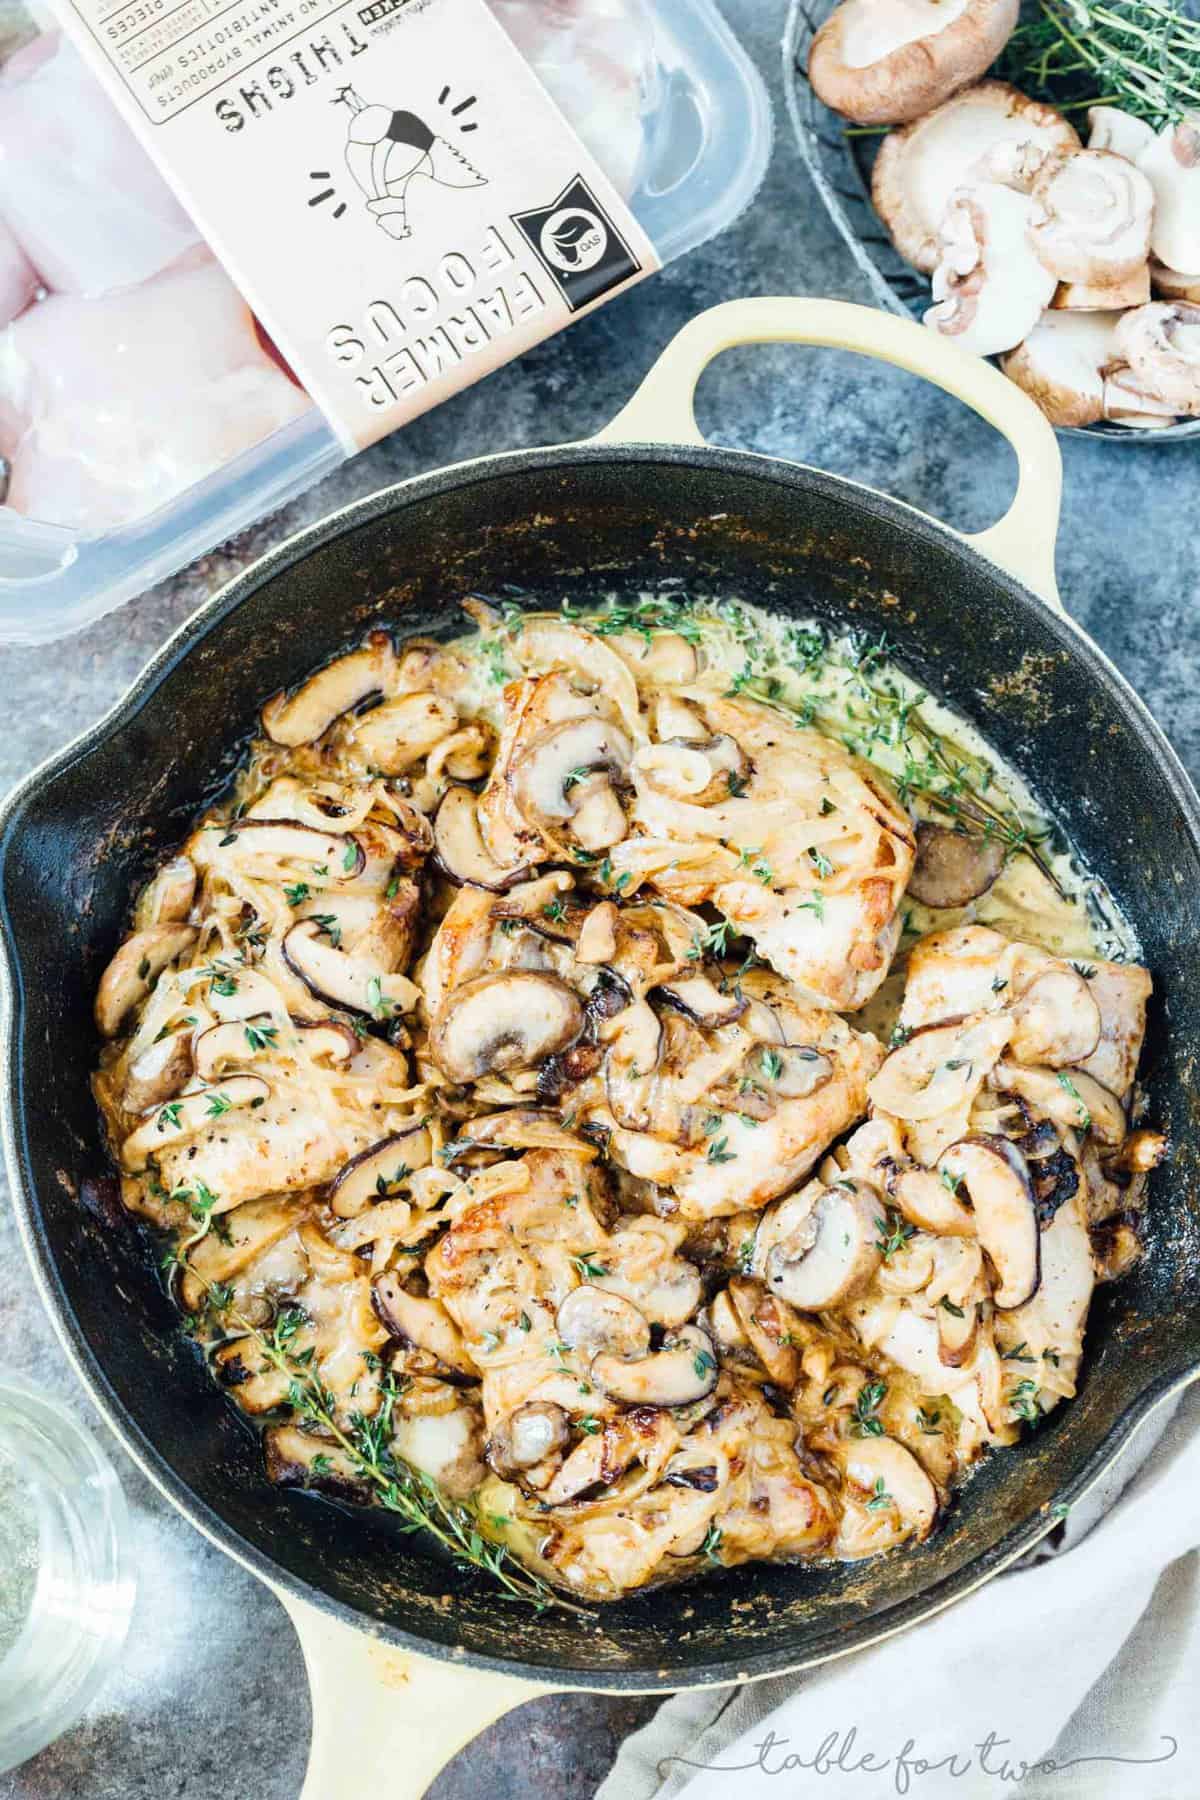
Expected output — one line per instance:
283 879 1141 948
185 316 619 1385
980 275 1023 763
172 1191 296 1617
50 0 659 451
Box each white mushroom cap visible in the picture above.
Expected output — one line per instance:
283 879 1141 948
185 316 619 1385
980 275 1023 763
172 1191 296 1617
1002 308 1124 427
1138 119 1200 276
1112 301 1200 414
1087 105 1156 163
1031 150 1153 309
809 0 1018 128
925 183 1058 357
872 82 1079 274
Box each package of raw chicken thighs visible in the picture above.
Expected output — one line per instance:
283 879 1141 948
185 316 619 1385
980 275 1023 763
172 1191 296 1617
0 1 770 642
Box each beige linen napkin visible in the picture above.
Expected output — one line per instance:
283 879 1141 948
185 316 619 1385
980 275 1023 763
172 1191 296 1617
600 1383 1196 1800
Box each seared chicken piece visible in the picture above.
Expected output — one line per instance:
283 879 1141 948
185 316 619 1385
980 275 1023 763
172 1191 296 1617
900 925 1151 1094
615 694 915 1011
587 973 883 1219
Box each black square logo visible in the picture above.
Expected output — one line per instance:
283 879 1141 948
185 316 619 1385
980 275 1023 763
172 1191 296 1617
511 176 642 313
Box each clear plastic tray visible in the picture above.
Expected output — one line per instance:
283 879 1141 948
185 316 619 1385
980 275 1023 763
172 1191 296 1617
0 0 771 645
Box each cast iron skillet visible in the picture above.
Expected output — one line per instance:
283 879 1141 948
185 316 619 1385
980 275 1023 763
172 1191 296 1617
3 302 1199 1790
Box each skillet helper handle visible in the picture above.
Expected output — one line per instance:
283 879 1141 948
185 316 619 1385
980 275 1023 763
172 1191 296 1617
595 297 1064 612
279 1590 553 1799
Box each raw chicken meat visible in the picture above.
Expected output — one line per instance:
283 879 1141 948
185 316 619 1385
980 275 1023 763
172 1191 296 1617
0 5 656 541
0 256 311 535
0 32 200 296
489 0 657 197
0 213 35 328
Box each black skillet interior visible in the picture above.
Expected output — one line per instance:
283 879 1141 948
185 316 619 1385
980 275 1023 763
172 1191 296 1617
3 444 1199 1689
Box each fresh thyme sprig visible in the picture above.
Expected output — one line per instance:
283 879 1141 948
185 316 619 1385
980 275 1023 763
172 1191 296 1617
1001 0 1200 126
613 596 1063 896
186 1274 585 1615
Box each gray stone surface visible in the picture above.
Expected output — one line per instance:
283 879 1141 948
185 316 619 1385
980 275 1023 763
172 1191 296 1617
1 2 1198 1796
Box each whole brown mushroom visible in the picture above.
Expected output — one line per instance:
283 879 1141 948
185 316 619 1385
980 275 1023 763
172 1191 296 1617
809 0 1020 128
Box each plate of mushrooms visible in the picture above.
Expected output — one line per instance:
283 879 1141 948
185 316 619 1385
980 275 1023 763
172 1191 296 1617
785 0 1200 437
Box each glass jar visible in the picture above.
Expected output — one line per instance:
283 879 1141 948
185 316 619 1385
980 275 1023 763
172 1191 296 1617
0 1375 135 1774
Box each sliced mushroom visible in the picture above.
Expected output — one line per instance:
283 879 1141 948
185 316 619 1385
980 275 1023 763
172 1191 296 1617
193 819 365 883
328 1126 433 1217
1111 301 1200 415
262 633 397 746
937 1300 979 1366
656 973 747 1028
748 1038 834 1100
557 1285 651 1361
122 1029 193 1114
95 924 198 1037
872 82 1079 274
840 1437 938 1542
1009 963 1102 1066
939 1135 1039 1309
569 774 628 854
893 1164 977 1237
264 1425 367 1499
1087 105 1156 163
575 901 619 965
1151 258 1200 305
1101 365 1181 427
635 734 748 807
603 999 662 1131
1139 120 1200 278
727 1278 802 1387
133 856 196 930
596 1242 705 1330
294 1019 359 1063
282 920 419 1019
925 183 1058 357
609 630 701 687
707 1286 751 1355
193 1016 277 1081
590 1325 718 1407
809 0 1018 127
993 1059 1126 1146
1089 1217 1143 1283
1002 308 1123 428
372 1275 476 1376
908 823 1007 908
758 1180 882 1309
868 1015 1012 1121
448 1108 596 1158
487 1402 571 1477
539 1415 657 1507
432 785 531 891
429 971 583 1084
1031 150 1153 309
1106 1127 1167 1174
347 692 459 773
512 716 631 837
120 1074 270 1171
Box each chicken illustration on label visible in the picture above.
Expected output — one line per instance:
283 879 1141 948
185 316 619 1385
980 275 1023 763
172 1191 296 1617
335 85 486 241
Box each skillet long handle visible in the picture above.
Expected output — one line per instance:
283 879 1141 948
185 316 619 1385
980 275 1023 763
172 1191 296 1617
279 1589 554 1798
593 297 1064 611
